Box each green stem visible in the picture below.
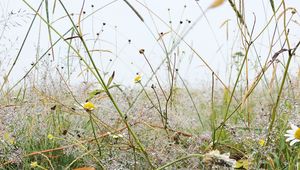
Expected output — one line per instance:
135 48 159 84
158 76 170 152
62 1 155 168
216 42 252 143
266 1 300 144
88 111 102 158
22 0 154 168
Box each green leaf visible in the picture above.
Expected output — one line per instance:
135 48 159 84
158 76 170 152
87 89 105 100
107 71 115 87
269 0 275 13
234 51 244 57
87 84 120 101
108 84 120 89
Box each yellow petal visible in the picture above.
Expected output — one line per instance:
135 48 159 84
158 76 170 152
47 134 54 140
83 102 95 111
134 74 142 83
30 162 38 168
234 159 249 170
258 139 265 146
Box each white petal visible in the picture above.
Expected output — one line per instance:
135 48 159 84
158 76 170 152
284 134 293 137
291 124 299 130
286 137 295 142
287 130 295 134
290 139 300 146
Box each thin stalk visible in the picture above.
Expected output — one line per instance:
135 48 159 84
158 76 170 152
0 0 44 94
22 0 154 167
156 154 202 170
139 83 167 130
151 85 163 115
139 83 163 115
211 72 216 147
266 1 300 144
88 111 102 158
57 1 154 167
177 73 204 128
141 53 167 100
216 42 252 143
45 0 55 60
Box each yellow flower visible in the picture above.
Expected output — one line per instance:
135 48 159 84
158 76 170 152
47 134 54 140
30 161 38 168
134 74 142 83
285 123 300 146
258 139 265 147
234 159 249 169
3 132 15 145
83 101 95 111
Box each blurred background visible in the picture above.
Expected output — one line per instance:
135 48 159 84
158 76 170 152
0 0 300 89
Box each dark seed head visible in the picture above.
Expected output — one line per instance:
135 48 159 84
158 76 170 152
139 49 145 54
62 130 68 135
50 105 56 110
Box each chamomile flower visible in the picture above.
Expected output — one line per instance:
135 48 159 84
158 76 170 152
134 74 142 83
83 101 95 111
30 161 38 168
47 134 54 140
111 134 124 139
284 123 300 146
258 139 265 147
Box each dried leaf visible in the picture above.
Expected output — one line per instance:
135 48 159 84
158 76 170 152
203 150 236 167
208 0 225 9
73 167 96 170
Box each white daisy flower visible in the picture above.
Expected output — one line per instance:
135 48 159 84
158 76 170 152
284 123 300 146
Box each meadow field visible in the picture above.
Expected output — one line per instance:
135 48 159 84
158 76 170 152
1 0 300 169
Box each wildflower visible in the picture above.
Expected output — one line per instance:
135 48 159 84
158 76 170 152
47 134 54 140
111 134 124 139
234 159 249 169
30 161 38 168
134 74 142 83
83 101 95 111
258 139 265 147
285 123 300 146
3 132 15 145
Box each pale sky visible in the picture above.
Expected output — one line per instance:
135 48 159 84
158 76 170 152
1 0 300 88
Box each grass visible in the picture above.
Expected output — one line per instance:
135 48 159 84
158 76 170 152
1 0 300 169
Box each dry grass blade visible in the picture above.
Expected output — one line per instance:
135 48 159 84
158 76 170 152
208 0 225 9
2 0 300 169
123 0 144 22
